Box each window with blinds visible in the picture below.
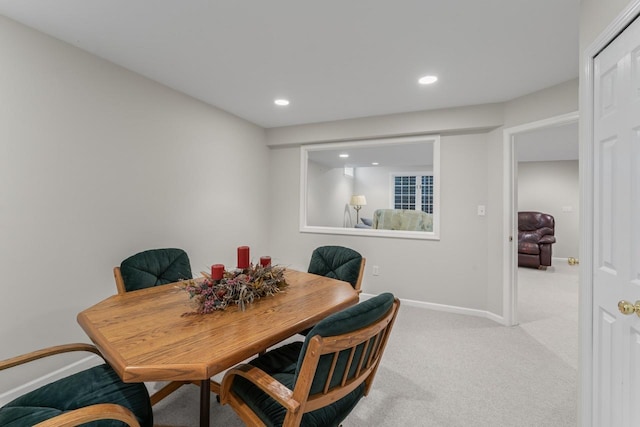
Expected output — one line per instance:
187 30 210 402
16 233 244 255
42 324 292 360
393 173 434 214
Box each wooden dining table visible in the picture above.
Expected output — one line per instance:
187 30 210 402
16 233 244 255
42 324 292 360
77 269 359 427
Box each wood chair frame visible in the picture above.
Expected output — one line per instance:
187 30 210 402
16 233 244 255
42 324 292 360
354 257 366 293
220 297 400 427
0 343 142 427
113 266 127 295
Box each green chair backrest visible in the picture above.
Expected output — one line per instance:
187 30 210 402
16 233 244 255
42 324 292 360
295 292 396 394
307 245 362 289
120 248 192 292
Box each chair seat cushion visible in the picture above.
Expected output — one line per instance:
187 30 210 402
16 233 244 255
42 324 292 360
233 342 364 427
0 364 152 427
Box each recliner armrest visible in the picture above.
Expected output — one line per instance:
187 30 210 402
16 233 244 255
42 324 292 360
519 231 542 243
539 236 556 244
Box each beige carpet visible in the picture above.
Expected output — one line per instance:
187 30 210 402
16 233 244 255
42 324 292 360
517 261 579 370
152 261 579 426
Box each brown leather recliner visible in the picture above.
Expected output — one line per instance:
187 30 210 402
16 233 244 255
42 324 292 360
518 211 556 269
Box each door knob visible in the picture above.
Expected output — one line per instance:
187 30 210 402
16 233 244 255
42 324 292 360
618 300 640 317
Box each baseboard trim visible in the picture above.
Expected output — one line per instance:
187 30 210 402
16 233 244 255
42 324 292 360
0 354 102 406
361 293 507 325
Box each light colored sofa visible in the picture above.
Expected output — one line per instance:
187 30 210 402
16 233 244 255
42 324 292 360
371 209 433 231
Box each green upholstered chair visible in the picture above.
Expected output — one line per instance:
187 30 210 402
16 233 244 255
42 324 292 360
220 293 400 427
112 248 193 405
307 246 365 293
0 343 152 427
113 248 193 294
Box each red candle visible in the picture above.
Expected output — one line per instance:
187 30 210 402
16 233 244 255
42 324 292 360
237 246 250 269
211 264 224 281
260 256 271 267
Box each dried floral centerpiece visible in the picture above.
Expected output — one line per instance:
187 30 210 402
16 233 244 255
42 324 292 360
181 263 288 314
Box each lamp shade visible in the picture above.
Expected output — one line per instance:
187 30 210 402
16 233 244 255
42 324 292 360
350 195 367 206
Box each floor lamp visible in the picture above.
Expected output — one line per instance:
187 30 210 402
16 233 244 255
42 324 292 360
350 195 367 225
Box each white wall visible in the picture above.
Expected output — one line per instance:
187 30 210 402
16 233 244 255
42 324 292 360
482 79 579 316
269 132 490 310
266 103 504 146
353 166 387 222
354 166 397 221
268 78 578 319
517 160 580 259
504 79 579 128
307 160 354 227
0 16 269 392
485 126 505 315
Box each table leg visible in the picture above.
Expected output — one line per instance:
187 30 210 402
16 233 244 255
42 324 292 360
200 379 210 427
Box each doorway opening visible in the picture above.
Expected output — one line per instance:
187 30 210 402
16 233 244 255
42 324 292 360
502 111 580 374
502 111 579 327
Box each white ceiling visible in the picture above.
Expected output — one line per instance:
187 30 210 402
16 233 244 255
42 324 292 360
0 0 580 129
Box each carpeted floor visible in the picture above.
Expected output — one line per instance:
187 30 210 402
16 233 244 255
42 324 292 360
152 261 579 426
517 261 579 370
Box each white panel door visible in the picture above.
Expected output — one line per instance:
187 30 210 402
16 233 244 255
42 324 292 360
592 14 640 427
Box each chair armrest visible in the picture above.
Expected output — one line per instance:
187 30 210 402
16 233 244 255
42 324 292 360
220 364 300 413
33 403 140 427
0 343 102 371
539 236 556 244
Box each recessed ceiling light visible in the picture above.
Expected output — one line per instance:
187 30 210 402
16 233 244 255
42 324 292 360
418 75 438 85
274 99 290 106
372 162 379 166
339 153 349 158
